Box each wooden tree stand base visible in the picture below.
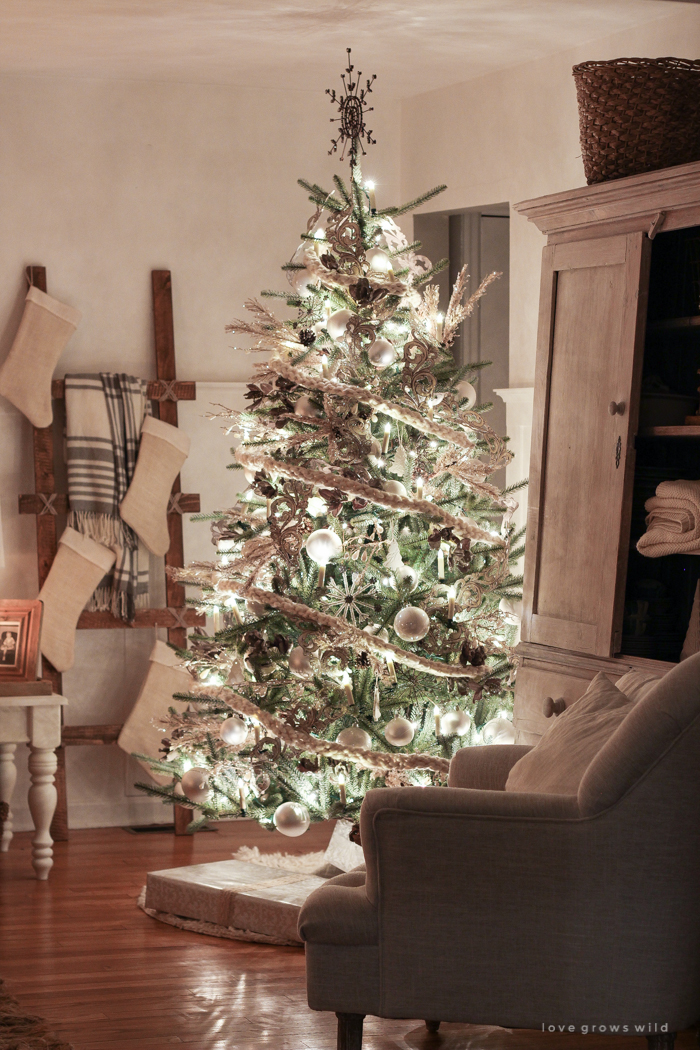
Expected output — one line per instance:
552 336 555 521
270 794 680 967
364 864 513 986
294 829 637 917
20 267 205 838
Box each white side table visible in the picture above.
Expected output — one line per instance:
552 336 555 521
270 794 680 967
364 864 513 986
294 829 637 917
0 693 67 880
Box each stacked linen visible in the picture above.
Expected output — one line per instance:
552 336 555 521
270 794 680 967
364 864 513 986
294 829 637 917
637 479 700 557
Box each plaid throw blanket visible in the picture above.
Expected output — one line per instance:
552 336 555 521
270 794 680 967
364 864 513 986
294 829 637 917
65 373 151 621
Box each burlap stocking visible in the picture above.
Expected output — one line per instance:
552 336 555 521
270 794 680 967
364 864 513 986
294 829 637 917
118 640 193 782
119 417 190 555
38 527 116 671
0 286 81 427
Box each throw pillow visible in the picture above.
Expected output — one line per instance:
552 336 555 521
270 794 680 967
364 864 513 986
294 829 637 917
614 668 663 704
505 672 633 796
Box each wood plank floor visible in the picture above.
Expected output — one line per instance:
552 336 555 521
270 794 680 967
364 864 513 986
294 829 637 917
0 820 696 1050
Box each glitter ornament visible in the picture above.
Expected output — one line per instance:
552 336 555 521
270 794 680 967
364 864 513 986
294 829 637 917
326 309 354 341
180 767 211 803
483 716 516 745
440 710 472 736
365 247 393 273
337 726 372 749
456 380 477 409
383 479 407 497
384 716 415 746
274 801 310 837
306 528 342 565
393 606 430 642
294 395 322 418
288 645 312 675
220 716 248 746
367 338 396 369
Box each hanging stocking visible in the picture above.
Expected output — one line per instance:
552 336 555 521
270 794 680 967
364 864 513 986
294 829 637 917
0 285 81 428
119 417 190 555
38 527 116 671
118 640 193 782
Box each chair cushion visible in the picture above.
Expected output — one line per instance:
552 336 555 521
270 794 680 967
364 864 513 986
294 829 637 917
615 668 663 703
505 672 633 796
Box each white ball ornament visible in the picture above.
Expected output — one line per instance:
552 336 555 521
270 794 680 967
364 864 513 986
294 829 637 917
294 395 322 418
274 801 310 837
173 781 185 797
243 467 256 485
396 565 419 591
393 606 430 642
288 645 312 675
383 479 407 497
440 710 472 737
384 716 415 747
326 309 354 341
220 716 248 746
456 380 477 409
367 338 396 369
483 716 516 745
499 597 521 624
180 767 211 803
336 726 372 749
306 528 342 565
291 269 318 298
365 247 393 273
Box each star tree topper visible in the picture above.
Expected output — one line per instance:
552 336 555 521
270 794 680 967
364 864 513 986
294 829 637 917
327 48 377 166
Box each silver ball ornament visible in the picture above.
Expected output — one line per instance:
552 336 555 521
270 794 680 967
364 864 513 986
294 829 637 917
483 716 516 745
306 528 342 565
396 565 419 591
294 395 322 418
384 716 415 746
383 479 407 497
456 380 477 409
180 767 211 803
440 710 472 737
291 269 318 297
220 716 248 746
393 606 430 642
288 645 312 675
326 309 354 341
367 338 396 369
336 726 372 750
273 801 310 837
173 781 185 797
365 247 393 273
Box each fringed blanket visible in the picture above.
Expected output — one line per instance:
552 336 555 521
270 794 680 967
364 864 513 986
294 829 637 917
65 373 150 621
637 479 700 557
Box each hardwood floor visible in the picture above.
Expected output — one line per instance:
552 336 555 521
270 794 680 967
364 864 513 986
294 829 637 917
0 820 697 1050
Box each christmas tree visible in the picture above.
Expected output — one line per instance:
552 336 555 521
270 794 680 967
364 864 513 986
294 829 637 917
138 51 525 836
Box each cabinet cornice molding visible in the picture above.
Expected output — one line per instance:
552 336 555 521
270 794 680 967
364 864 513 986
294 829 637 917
515 159 700 240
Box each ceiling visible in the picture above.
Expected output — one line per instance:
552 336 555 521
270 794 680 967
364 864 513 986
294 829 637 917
0 0 689 98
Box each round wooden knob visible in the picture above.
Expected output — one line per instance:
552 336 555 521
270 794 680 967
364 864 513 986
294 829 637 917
609 401 626 416
543 696 567 718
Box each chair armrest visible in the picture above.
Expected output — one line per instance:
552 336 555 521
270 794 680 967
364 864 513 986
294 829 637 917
448 744 533 789
360 785 579 904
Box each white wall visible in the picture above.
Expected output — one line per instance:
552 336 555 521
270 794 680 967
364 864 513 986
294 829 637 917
0 74 400 831
402 5 700 497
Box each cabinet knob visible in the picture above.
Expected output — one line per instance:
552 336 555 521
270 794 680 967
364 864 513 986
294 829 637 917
543 696 567 718
609 400 626 416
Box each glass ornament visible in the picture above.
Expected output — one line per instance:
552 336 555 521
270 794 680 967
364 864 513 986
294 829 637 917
326 309 354 341
382 479 407 497
483 716 516 745
384 716 415 746
220 716 248 746
396 565 418 590
273 801 311 837
294 395 322 418
365 247 393 273
306 528 342 565
180 767 211 803
367 338 396 368
336 726 372 749
456 380 477 409
288 645 312 675
440 710 472 736
393 606 430 642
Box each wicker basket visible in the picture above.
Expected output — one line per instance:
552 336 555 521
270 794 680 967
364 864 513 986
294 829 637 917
573 58 700 184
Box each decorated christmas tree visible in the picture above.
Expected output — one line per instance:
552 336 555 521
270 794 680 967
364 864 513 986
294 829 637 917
138 51 525 836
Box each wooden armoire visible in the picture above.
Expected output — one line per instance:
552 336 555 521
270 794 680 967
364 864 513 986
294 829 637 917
512 160 700 742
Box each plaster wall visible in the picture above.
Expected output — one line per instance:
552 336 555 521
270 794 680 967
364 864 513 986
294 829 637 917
0 74 400 831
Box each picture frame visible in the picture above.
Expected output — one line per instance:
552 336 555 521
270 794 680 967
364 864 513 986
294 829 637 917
0 600 43 682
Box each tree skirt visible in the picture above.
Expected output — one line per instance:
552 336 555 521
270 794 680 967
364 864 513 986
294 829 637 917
138 846 329 947
0 980 73 1050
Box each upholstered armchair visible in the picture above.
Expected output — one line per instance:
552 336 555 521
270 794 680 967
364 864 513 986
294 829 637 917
299 653 700 1050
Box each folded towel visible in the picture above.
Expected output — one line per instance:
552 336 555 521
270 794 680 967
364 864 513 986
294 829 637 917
637 479 700 557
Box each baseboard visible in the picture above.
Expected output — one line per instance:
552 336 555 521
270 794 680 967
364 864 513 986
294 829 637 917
10 796 172 832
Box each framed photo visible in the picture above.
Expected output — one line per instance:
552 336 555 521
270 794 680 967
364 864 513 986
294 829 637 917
0 600 42 682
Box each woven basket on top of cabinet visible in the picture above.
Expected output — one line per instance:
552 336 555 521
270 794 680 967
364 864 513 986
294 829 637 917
573 57 700 185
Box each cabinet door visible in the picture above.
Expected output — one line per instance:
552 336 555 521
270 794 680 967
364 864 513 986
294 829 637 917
521 233 650 657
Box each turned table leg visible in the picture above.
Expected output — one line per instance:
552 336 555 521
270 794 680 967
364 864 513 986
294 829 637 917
0 743 17 852
28 746 57 880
